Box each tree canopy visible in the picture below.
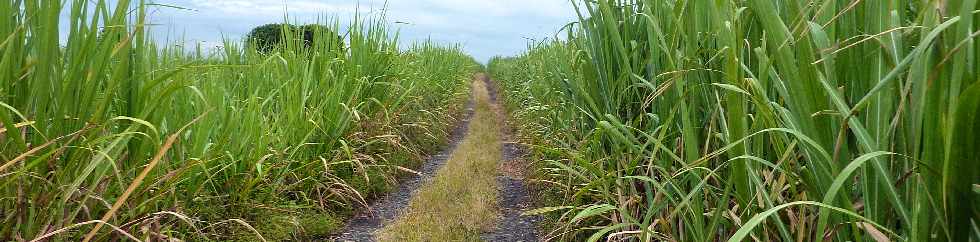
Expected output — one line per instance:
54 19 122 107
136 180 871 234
246 23 344 53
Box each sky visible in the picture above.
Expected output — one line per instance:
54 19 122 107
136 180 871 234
138 0 579 62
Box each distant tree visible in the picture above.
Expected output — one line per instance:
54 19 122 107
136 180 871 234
299 24 345 52
246 23 297 53
246 23 344 53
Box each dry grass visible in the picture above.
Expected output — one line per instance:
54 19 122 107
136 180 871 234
377 78 501 242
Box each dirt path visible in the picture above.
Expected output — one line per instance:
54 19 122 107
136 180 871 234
481 74 541 242
329 99 474 242
331 74 539 241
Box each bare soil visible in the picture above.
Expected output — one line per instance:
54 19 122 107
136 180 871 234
480 74 542 242
329 74 540 241
329 99 475 242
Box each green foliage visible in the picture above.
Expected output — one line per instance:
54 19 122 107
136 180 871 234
492 0 980 241
239 211 342 241
246 23 294 52
246 23 345 53
0 0 478 240
300 24 345 52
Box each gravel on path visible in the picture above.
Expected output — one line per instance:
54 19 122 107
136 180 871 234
480 74 542 242
328 99 475 242
330 74 541 242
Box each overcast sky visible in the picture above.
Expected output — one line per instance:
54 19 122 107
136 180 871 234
138 0 578 62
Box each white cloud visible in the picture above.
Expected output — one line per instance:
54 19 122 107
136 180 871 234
410 0 573 18
189 0 358 16
144 0 579 61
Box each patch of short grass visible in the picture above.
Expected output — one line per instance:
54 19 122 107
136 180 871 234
377 78 501 242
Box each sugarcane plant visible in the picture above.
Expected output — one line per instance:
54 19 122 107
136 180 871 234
491 0 980 241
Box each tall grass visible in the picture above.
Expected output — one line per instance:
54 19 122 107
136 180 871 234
0 0 477 240
491 0 979 241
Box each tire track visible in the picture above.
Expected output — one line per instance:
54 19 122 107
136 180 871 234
329 95 475 242
481 74 541 242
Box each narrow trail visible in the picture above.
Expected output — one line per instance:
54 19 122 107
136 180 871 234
481 74 542 242
331 74 539 241
330 99 475 242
